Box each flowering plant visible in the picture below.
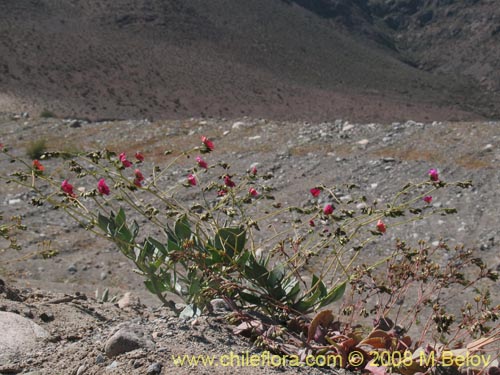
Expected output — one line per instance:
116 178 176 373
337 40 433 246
1 136 498 374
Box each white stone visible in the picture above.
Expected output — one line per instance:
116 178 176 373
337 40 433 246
0 312 49 363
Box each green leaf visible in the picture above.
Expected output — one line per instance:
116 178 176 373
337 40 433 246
214 227 246 257
283 280 301 302
174 215 192 240
115 208 126 227
144 278 167 295
147 237 168 256
318 280 347 308
268 263 285 286
239 291 261 305
97 213 112 233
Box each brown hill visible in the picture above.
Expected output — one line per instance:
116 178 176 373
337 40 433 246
0 0 499 121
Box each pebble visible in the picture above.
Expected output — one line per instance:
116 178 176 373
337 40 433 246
68 264 78 274
39 312 54 322
232 121 245 129
96 353 106 364
146 362 162 374
105 326 154 358
76 365 87 375
106 361 119 370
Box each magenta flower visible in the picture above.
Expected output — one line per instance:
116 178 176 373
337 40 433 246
196 156 208 169
251 166 257 175
428 169 439 182
61 180 76 197
32 159 45 172
119 152 132 168
217 189 227 196
423 195 433 204
377 219 386 234
323 204 334 215
135 152 144 162
187 174 197 186
310 188 321 197
97 178 110 195
309 219 315 227
133 169 145 187
224 175 235 188
201 136 214 152
249 187 258 197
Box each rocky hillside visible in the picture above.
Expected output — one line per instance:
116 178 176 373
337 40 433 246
0 0 499 121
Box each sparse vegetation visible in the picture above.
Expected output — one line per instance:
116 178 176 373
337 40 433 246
1 135 498 374
25 138 47 160
39 109 56 118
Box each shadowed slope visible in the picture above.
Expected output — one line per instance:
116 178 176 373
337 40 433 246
0 0 497 121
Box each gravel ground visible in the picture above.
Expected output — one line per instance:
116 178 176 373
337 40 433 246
1 113 499 373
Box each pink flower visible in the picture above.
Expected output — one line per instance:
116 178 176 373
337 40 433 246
32 159 44 172
187 174 197 186
428 169 439 182
251 166 257 175
133 169 145 187
0 143 4 151
217 189 227 196
249 187 258 197
309 219 315 227
135 152 144 162
61 180 76 197
323 204 334 215
310 188 321 197
224 175 235 188
377 219 386 234
423 196 433 204
196 156 208 169
201 136 214 152
97 178 110 195
119 152 132 168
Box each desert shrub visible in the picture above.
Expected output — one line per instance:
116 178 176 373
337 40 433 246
39 109 56 118
1 138 498 374
25 138 47 160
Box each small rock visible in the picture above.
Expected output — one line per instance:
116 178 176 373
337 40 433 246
152 331 162 339
69 120 81 128
22 308 34 319
76 365 87 375
8 198 21 205
96 353 106 364
117 293 140 309
100 271 108 281
147 363 162 374
105 326 154 358
39 312 54 322
342 124 354 132
210 298 230 313
357 139 369 146
483 144 493 152
248 135 261 141
232 121 245 129
67 264 78 274
106 361 119 370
